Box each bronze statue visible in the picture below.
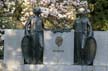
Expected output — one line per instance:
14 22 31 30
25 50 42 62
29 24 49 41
21 7 44 64
73 7 96 65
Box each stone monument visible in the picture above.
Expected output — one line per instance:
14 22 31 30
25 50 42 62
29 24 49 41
3 29 108 71
2 1 108 71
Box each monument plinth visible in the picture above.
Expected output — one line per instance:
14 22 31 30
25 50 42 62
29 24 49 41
43 31 74 64
3 29 108 71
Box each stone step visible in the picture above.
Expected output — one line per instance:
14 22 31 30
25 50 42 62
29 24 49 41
4 64 108 71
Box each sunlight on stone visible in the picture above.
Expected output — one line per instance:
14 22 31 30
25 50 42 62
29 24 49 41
6 30 16 36
29 65 35 69
12 51 16 56
6 61 19 70
44 31 52 40
38 65 45 70
17 48 22 52
7 46 13 51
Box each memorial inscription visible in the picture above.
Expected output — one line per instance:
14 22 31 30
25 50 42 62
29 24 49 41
44 31 74 64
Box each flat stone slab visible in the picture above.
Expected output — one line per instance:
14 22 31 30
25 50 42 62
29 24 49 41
43 31 74 64
4 30 24 65
3 30 108 71
94 31 108 65
3 30 24 71
2 64 108 71
23 65 81 71
17 65 108 71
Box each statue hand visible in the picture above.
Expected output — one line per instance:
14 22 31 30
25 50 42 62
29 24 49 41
88 31 93 37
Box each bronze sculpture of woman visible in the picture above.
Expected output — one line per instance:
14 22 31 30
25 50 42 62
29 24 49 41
73 7 94 65
22 7 44 64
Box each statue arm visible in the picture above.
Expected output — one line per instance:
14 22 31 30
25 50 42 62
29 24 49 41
73 20 76 30
42 21 45 30
42 19 46 30
25 16 33 28
87 20 93 37
25 16 33 35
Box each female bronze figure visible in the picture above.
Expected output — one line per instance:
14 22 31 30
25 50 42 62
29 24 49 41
21 7 44 64
73 7 96 65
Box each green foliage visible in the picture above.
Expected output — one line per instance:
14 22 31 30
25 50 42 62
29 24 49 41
88 0 108 31
0 0 108 30
0 17 16 29
0 0 24 29
43 17 73 30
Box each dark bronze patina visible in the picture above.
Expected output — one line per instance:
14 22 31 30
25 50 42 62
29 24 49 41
21 7 44 64
73 7 96 65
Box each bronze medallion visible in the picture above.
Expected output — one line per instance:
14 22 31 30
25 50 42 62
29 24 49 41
55 36 63 47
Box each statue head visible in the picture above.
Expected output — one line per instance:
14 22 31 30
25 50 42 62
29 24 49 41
33 7 42 15
77 7 86 14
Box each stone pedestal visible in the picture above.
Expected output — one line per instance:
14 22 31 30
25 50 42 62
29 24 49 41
3 29 24 71
43 31 74 64
94 31 108 65
3 29 108 71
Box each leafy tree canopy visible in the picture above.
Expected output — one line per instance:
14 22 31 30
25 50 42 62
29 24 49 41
88 0 108 31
